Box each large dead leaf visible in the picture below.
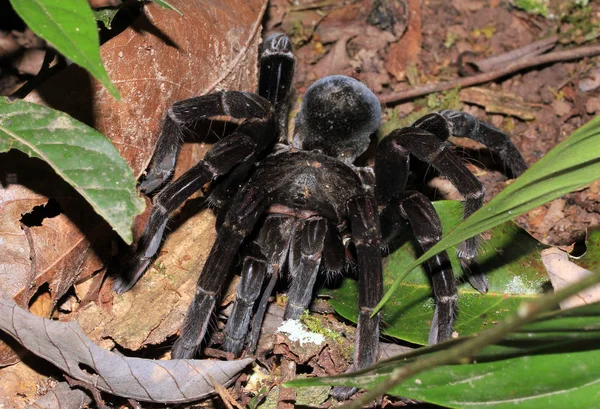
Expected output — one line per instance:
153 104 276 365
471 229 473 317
0 0 267 364
0 296 254 404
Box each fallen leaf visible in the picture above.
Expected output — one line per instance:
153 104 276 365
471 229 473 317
385 0 421 81
541 247 600 309
0 296 254 404
459 86 538 120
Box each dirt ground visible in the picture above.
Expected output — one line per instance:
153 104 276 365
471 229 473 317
1 0 600 408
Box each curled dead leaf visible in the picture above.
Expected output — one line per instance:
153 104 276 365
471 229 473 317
541 247 600 309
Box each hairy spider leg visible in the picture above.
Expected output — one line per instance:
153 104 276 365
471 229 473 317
378 127 484 284
223 216 295 355
114 128 270 293
285 217 328 318
172 185 270 359
414 111 528 177
385 191 458 343
139 91 272 194
140 33 295 195
373 131 463 346
259 33 295 142
332 194 384 400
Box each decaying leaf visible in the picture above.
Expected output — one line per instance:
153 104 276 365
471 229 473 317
541 247 600 309
0 296 254 404
77 208 216 350
0 0 267 363
459 86 539 120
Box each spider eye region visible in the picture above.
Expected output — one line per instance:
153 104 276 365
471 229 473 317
294 75 381 164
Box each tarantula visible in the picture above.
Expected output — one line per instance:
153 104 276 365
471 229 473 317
115 33 527 397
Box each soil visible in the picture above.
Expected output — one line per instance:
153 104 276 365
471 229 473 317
1 0 600 408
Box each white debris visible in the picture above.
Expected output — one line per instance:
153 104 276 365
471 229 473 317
277 319 325 346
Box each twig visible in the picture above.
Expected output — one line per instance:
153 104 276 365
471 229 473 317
338 269 600 409
469 35 558 72
379 44 600 105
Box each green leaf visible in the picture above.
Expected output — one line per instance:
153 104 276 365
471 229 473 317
0 97 145 244
9 0 120 99
93 8 120 30
149 0 183 15
287 303 600 408
377 115 600 314
327 201 548 345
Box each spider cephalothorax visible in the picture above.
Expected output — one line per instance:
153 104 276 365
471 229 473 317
115 33 527 399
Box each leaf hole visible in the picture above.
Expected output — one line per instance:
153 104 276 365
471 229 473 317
78 363 98 376
20 198 63 227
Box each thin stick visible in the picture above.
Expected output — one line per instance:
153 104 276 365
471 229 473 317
338 269 600 409
380 44 600 105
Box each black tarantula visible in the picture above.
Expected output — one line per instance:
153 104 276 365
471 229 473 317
115 33 527 397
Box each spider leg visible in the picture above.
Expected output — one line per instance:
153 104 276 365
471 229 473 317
332 195 383 400
222 244 268 356
285 217 328 319
259 33 295 142
140 91 272 194
169 184 269 359
114 132 265 293
378 128 485 288
413 111 528 177
223 216 295 355
384 191 458 344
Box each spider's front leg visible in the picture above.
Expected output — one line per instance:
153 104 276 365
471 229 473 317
172 185 269 359
114 127 271 293
377 127 487 292
375 136 459 344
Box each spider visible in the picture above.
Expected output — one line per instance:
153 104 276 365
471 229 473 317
114 33 527 398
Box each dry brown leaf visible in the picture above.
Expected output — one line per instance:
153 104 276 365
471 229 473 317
459 87 538 120
77 208 216 350
541 247 600 309
385 0 421 81
1 0 267 364
0 296 254 404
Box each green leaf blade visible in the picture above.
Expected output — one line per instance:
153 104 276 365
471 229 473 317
327 201 548 345
0 97 145 243
9 0 120 98
377 116 600 313
288 304 600 408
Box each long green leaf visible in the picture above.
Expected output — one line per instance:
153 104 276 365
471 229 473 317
288 303 600 408
9 0 120 99
0 97 145 244
327 201 548 345
376 115 600 313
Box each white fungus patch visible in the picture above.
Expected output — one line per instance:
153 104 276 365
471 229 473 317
504 276 538 295
277 319 325 346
